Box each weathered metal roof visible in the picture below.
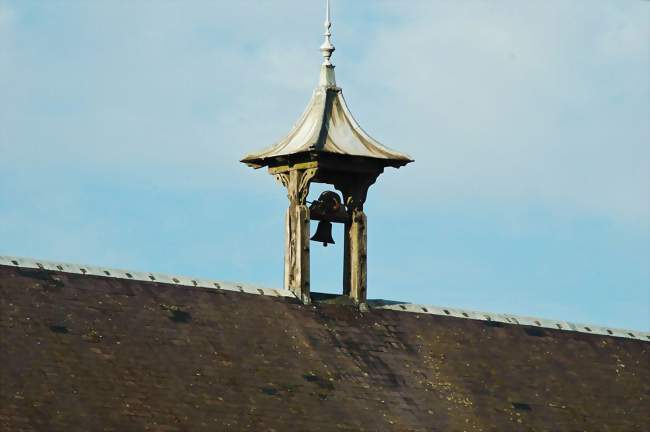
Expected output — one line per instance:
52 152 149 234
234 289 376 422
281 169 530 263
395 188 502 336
241 67 413 169
1 258 649 431
241 4 412 169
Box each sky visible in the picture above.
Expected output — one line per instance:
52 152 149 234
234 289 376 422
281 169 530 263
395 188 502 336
0 0 648 331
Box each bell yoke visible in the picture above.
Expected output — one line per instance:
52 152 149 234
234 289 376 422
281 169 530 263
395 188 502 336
240 0 413 305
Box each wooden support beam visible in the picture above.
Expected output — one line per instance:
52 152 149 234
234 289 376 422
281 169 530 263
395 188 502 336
348 209 367 304
268 161 319 176
276 168 316 304
283 207 291 292
343 221 351 297
293 204 311 303
335 171 379 305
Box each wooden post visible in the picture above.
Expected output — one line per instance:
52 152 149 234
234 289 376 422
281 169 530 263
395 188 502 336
283 207 291 292
348 209 367 303
276 168 316 304
292 204 311 303
337 172 379 305
342 221 351 296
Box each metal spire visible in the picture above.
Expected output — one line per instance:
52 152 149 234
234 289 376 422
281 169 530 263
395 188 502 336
319 0 335 66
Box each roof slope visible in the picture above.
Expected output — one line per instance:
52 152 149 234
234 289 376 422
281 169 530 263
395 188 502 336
1 264 649 431
242 1 414 170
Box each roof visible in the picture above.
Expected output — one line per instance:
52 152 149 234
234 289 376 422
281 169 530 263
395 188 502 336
1 256 649 431
241 65 413 169
2 256 647 342
242 3 412 170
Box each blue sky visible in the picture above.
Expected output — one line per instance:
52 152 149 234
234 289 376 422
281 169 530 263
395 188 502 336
1 0 648 330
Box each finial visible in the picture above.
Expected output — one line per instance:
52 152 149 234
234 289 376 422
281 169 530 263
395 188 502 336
320 0 335 66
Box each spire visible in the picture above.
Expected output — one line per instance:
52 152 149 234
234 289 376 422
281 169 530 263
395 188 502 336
319 0 335 66
318 0 337 87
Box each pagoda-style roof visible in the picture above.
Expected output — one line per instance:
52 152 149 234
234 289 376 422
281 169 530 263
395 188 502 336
241 66 413 169
242 4 412 171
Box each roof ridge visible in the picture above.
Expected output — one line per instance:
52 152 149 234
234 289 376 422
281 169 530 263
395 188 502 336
368 300 650 343
1 255 648 342
0 255 294 300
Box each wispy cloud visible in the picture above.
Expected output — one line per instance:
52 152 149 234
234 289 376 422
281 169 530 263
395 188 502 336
353 0 649 226
1 0 646 226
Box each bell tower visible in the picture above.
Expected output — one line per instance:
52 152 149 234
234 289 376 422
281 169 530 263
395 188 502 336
241 1 413 305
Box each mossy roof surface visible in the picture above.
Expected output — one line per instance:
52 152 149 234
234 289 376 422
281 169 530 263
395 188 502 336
1 265 648 431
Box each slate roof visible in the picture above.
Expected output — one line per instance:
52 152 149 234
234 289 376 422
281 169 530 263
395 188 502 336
1 259 649 432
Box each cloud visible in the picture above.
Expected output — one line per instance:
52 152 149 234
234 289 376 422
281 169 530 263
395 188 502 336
350 0 649 226
0 0 648 227
0 1 15 69
0 0 13 24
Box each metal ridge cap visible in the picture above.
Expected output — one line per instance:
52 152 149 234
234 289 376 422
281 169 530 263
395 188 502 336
366 299 650 343
0 255 296 300
2 255 647 342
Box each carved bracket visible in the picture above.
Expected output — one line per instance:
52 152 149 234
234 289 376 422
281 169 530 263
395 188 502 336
334 170 383 212
275 168 318 205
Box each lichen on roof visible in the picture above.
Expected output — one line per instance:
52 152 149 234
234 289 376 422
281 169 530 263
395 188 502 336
1 259 649 431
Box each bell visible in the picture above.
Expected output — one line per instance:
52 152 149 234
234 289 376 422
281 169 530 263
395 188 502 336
310 221 335 247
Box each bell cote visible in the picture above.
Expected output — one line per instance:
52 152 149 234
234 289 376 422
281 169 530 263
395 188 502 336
241 0 413 305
